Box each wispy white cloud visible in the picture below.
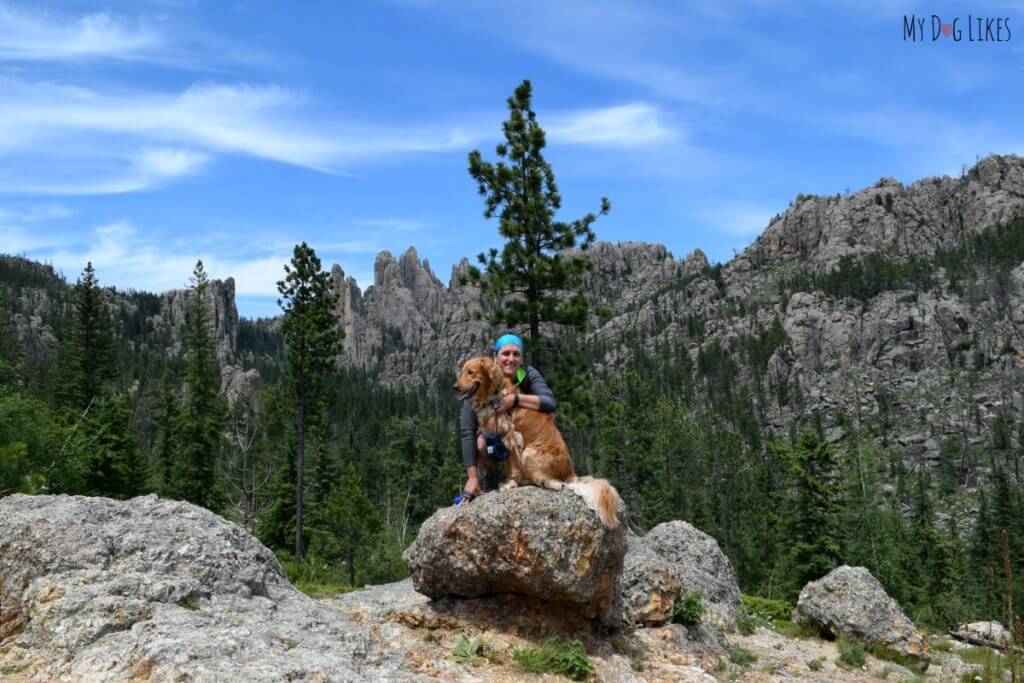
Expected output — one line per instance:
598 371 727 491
0 3 161 61
0 75 680 195
17 219 386 296
548 103 677 147
10 147 209 195
355 217 433 232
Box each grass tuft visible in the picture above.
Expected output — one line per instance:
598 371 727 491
512 639 593 681
176 596 200 610
672 591 704 626
728 647 758 666
451 636 485 665
836 636 867 669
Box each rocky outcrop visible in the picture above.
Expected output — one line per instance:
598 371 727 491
793 565 930 668
951 620 1014 649
617 536 681 628
638 521 742 627
157 277 239 368
0 494 404 681
402 487 627 627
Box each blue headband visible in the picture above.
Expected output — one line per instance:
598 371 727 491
494 333 524 353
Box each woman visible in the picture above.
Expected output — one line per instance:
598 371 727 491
459 333 557 499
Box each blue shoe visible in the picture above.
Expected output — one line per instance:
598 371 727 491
454 490 477 506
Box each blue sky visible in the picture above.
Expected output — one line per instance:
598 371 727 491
0 0 1021 318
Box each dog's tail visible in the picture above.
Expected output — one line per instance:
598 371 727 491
565 476 622 529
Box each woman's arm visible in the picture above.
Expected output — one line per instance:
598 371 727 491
459 400 479 466
497 366 557 413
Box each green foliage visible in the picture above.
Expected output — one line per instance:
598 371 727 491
77 386 147 499
451 636 485 665
728 648 758 666
773 620 821 639
316 463 382 586
0 387 83 495
177 597 200 610
672 591 704 626
836 637 867 668
464 79 609 365
275 550 354 597
58 262 117 410
277 242 342 563
771 429 842 599
958 646 1008 673
512 639 593 681
177 261 227 511
807 657 824 671
736 608 774 635
154 369 181 497
869 644 926 672
741 594 794 622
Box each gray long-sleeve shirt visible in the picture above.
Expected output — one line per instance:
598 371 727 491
459 365 556 467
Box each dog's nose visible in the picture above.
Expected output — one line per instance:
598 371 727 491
452 383 459 391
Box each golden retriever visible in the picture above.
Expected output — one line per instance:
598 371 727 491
455 356 621 528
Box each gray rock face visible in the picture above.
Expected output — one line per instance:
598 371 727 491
952 620 1013 648
793 565 930 668
402 487 627 627
616 536 681 628
637 521 742 627
0 494 409 681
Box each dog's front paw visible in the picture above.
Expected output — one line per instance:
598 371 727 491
499 480 519 492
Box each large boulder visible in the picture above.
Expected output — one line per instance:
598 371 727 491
0 494 409 681
402 487 627 627
951 620 1013 649
636 521 742 626
793 565 930 669
617 536 681 628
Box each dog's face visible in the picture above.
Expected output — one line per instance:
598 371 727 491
454 356 503 404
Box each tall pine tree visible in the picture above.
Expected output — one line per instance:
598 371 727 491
60 262 116 409
277 242 342 563
154 368 181 497
464 79 609 368
177 261 226 510
773 429 842 598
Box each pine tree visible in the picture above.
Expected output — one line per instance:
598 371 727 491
464 79 609 367
80 386 146 499
773 429 842 597
177 261 226 510
0 288 20 385
154 369 181 497
277 242 342 563
60 262 116 409
321 463 381 586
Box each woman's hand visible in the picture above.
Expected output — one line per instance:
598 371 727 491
496 393 517 413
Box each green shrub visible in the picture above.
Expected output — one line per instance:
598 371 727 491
808 657 824 671
452 636 484 665
933 639 953 652
672 592 704 626
740 594 794 622
176 597 200 610
512 639 593 681
737 608 773 635
774 620 821 639
275 551 354 597
870 643 927 672
728 648 758 666
837 637 867 668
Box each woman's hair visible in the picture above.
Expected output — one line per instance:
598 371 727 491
494 333 524 353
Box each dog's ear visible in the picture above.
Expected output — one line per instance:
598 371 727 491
487 357 503 394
